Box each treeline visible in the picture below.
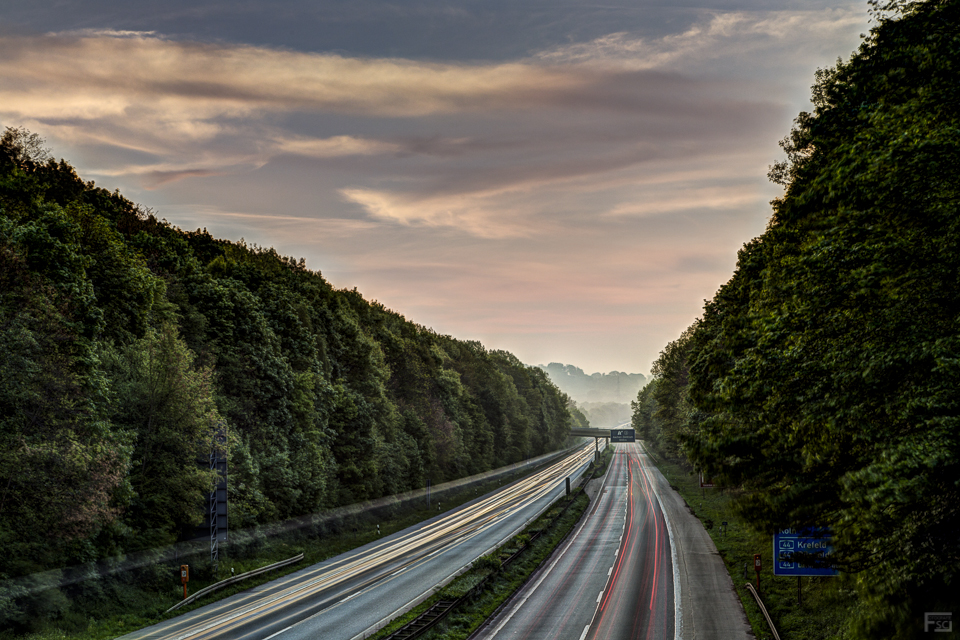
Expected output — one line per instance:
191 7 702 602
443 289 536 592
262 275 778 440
633 1 959 637
538 363 646 403
576 402 633 429
0 128 586 594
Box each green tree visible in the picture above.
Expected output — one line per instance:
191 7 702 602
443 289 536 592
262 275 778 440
106 324 221 549
0 207 128 580
685 1 960 635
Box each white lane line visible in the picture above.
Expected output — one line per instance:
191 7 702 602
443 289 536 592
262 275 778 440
578 625 591 640
607 566 613 577
338 592 359 604
391 567 407 576
596 590 604 603
263 625 294 640
614 549 619 557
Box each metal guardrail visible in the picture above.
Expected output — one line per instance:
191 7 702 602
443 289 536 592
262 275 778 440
744 582 782 640
166 553 305 613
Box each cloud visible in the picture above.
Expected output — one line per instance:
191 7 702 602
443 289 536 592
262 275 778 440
0 26 784 218
0 31 588 121
535 8 865 73
339 187 536 238
605 184 760 218
275 135 402 158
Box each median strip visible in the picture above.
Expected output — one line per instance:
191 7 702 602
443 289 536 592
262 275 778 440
366 445 614 640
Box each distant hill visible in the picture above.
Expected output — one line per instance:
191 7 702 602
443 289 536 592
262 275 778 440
537 363 646 404
576 402 633 428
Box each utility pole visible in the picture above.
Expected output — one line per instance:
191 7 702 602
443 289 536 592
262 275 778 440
210 423 228 575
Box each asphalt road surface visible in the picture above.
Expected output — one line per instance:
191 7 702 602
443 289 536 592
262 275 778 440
475 441 750 640
475 442 674 640
119 443 598 640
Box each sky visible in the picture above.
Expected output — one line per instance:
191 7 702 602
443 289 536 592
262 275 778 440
0 0 870 375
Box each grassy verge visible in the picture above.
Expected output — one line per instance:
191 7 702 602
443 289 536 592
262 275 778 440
1 451 577 640
370 444 614 640
642 446 857 640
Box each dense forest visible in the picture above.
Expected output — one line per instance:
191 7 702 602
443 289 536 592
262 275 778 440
634 0 959 637
0 126 587 599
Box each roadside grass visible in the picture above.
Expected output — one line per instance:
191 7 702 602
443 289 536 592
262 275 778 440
643 446 858 640
369 444 614 640
1 452 577 640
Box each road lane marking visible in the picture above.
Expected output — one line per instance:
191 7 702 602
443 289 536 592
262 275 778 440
263 624 294 640
596 590 603 603
578 625 591 640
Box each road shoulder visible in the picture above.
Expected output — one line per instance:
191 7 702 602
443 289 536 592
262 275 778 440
644 460 754 640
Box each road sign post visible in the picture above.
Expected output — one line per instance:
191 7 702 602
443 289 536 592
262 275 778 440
699 472 715 497
754 554 761 591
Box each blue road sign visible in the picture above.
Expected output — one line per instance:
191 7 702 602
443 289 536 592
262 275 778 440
610 428 635 443
773 527 839 576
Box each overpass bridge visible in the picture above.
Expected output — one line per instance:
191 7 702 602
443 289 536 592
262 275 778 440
569 427 634 457
569 428 612 439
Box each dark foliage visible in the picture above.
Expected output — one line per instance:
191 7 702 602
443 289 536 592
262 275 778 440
0 129 578 631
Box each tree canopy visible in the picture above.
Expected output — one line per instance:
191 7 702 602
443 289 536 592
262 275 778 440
0 126 580 629
636 1 960 635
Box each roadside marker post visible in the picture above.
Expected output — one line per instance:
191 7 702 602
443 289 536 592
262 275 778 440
180 564 189 600
754 554 761 591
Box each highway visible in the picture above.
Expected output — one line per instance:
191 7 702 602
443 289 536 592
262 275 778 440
475 441 674 640
119 443 598 640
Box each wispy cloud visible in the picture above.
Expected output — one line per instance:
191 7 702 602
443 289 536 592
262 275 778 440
0 32 586 120
275 135 402 158
0 26 780 218
340 186 546 238
535 8 865 72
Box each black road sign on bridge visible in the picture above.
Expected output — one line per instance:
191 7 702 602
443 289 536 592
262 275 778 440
610 428 635 443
